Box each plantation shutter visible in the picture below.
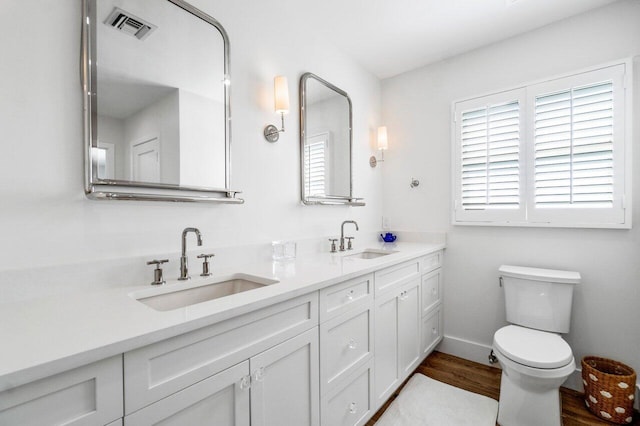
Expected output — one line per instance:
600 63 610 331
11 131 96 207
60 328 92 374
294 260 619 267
453 62 627 227
460 101 521 210
304 140 326 196
533 81 614 208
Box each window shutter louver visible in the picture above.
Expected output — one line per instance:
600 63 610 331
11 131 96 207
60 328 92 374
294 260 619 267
304 141 326 196
534 81 615 209
460 101 521 210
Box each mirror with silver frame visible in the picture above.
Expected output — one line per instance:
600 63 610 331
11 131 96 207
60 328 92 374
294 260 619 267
299 73 364 206
82 0 242 202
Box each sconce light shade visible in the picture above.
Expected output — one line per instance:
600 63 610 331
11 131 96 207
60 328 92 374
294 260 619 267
264 75 290 142
377 126 388 151
274 76 290 114
370 126 389 167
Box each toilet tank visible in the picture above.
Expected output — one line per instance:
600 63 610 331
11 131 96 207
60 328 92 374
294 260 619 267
499 265 581 333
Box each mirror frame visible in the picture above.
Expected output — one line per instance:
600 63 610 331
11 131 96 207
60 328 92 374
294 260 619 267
81 0 243 203
299 72 364 206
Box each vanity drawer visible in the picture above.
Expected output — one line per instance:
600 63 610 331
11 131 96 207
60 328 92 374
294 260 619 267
421 268 442 316
421 307 443 357
374 258 421 295
320 302 372 395
321 359 373 426
124 292 318 414
319 274 372 322
421 250 442 274
0 355 123 426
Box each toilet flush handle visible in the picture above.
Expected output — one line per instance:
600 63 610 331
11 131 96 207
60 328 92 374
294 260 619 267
499 276 503 287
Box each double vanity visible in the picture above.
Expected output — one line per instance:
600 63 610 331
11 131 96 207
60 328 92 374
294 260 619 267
0 242 444 426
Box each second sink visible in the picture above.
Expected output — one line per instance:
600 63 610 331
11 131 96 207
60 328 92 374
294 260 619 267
343 249 397 260
135 274 278 311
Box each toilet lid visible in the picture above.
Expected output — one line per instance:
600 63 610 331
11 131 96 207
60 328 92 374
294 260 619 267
494 325 573 369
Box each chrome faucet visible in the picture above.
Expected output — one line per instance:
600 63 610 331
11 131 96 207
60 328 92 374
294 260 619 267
179 227 203 280
340 220 359 251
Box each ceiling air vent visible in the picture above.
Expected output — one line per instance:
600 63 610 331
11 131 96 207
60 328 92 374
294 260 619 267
105 7 157 40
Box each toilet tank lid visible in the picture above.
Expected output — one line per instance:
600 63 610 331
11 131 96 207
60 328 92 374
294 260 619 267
499 265 581 284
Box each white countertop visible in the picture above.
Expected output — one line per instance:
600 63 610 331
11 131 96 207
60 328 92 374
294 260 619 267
0 242 444 391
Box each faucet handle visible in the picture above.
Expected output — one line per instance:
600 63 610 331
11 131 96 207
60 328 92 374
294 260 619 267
147 259 169 266
146 259 169 285
328 239 338 253
345 237 354 250
197 253 215 277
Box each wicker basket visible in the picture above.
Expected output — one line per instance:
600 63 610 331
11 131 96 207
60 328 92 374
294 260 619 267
582 356 636 424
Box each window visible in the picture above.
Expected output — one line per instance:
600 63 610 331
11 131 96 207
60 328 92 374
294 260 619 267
304 133 329 196
453 62 630 228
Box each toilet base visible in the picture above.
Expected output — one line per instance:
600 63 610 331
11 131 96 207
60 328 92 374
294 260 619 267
497 370 562 426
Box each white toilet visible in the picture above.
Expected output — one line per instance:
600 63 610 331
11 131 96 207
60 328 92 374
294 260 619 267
493 265 581 426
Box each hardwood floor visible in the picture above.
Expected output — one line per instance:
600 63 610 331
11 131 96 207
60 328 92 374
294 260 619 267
366 351 639 425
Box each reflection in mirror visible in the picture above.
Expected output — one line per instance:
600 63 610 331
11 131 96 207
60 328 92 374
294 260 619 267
299 73 364 206
82 0 242 202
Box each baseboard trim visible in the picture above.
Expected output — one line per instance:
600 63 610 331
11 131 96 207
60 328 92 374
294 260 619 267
436 335 496 367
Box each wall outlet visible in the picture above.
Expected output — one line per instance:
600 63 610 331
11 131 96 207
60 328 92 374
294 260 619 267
382 216 390 230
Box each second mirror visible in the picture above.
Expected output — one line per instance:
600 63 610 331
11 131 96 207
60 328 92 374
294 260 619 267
299 73 364 206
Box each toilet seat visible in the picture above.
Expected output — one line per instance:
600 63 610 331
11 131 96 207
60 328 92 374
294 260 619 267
493 325 573 369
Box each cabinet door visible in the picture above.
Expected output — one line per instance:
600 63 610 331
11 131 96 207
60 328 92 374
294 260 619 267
125 293 317 414
374 277 421 409
250 327 319 426
373 289 399 408
124 361 250 426
397 279 421 379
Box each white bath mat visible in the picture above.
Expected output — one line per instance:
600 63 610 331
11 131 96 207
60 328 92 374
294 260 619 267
374 374 498 426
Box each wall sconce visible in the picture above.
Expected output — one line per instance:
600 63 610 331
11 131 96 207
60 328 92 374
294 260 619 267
263 76 290 143
370 126 388 167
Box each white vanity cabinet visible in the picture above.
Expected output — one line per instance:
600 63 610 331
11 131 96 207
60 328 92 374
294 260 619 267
319 274 374 426
0 355 123 426
123 292 319 426
1 245 445 426
373 251 444 410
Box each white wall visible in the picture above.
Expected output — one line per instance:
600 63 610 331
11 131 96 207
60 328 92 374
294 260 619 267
381 0 640 378
178 90 225 188
0 1 382 278
125 90 180 183
96 114 125 178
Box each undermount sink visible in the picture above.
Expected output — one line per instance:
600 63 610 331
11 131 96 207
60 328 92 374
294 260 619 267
343 249 397 260
134 274 279 311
